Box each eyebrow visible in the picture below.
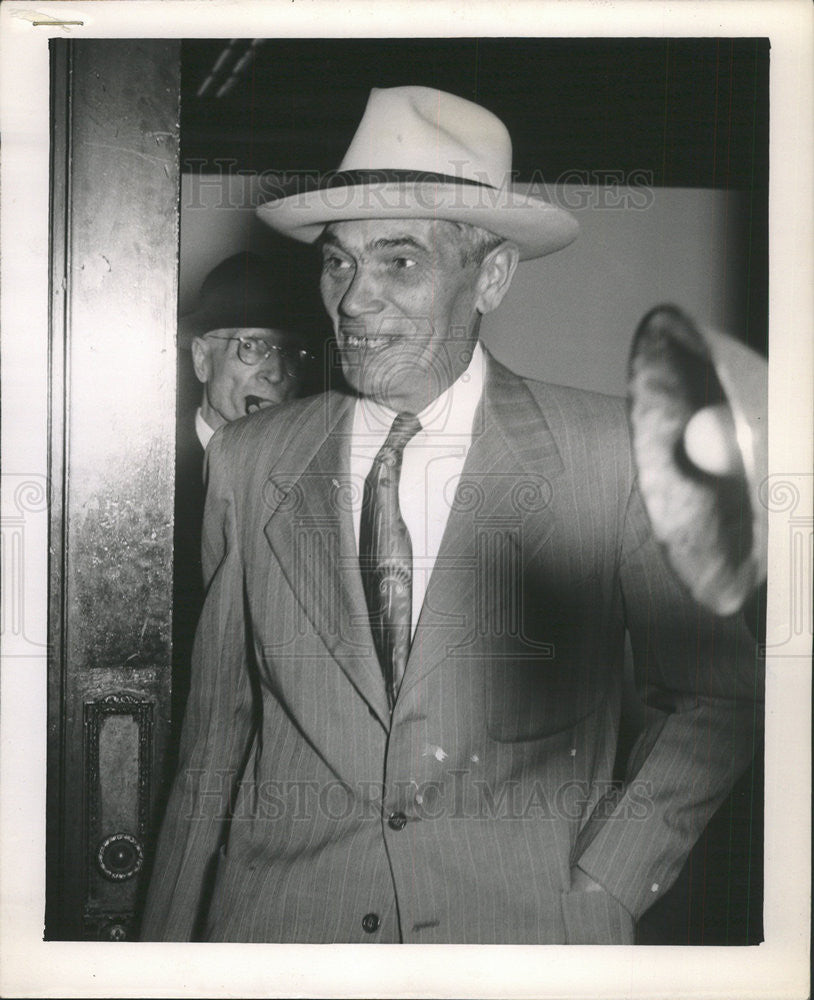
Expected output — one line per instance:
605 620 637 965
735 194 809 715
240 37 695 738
319 233 430 255
369 236 429 253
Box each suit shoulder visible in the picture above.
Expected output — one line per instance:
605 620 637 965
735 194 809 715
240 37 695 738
219 391 338 446
514 374 635 489
522 376 628 429
209 391 344 467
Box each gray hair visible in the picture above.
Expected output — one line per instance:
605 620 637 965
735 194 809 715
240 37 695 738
448 221 506 267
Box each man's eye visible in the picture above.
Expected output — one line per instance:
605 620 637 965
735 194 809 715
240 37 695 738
391 257 417 270
238 339 268 362
323 255 352 272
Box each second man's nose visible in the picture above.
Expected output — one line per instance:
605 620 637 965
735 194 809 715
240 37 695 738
258 350 286 383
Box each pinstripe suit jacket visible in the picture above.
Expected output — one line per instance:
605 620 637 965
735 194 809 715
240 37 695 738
142 350 762 944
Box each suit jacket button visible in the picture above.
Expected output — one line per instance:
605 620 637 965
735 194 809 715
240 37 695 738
362 912 380 933
388 811 407 831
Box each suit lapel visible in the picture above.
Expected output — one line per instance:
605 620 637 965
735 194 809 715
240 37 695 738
262 393 391 726
261 357 567 720
400 354 565 697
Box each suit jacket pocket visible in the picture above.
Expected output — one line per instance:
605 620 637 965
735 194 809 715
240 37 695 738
485 654 610 743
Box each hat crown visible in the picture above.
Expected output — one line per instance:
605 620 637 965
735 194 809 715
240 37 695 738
197 252 275 310
180 251 311 345
256 85 579 260
338 86 512 188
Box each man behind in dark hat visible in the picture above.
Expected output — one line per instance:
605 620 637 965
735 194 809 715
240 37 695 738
172 251 316 748
181 250 316 442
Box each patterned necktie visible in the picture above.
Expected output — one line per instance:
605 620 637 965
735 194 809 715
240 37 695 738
359 412 422 711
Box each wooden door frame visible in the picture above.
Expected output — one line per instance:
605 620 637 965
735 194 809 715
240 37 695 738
46 39 181 941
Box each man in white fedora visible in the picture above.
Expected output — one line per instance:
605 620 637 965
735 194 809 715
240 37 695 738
142 87 761 944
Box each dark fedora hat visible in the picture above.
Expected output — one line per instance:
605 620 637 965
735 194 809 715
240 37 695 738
179 251 305 348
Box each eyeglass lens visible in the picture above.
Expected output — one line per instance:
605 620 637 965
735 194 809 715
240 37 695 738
236 339 309 369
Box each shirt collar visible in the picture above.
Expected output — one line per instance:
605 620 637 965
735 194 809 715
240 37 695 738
356 340 485 438
195 407 216 449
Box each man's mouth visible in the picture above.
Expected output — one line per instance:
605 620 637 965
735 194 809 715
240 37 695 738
244 395 276 415
340 332 392 351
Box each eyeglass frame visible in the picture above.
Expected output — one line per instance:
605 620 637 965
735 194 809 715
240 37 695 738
203 333 315 373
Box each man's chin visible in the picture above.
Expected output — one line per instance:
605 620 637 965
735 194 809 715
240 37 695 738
340 366 393 406
342 371 451 414
341 352 446 404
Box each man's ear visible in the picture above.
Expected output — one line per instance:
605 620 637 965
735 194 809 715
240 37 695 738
474 241 520 315
190 336 212 384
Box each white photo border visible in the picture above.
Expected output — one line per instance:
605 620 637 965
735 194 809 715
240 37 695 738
1 2 811 998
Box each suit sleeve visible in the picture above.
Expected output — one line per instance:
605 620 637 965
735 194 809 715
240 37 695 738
572 479 764 921
140 429 257 940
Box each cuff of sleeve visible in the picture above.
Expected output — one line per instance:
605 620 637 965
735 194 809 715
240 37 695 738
560 888 635 945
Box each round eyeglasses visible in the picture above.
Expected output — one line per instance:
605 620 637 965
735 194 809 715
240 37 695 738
206 335 314 374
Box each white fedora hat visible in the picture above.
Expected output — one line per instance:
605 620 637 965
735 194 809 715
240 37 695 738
256 86 578 260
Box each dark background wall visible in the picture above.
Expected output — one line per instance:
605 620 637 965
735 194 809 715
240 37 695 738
180 38 769 192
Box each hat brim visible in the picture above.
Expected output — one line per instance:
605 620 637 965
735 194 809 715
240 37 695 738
256 181 578 261
177 308 212 348
179 290 319 348
178 306 284 348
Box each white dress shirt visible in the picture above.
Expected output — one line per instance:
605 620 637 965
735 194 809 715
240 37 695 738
195 407 215 450
350 341 486 634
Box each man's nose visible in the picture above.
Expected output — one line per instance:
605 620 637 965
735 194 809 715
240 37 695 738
257 349 286 383
338 266 384 317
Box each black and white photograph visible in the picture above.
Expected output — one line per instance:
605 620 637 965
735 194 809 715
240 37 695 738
0 2 810 998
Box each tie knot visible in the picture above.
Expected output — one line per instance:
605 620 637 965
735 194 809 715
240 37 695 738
385 412 422 455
